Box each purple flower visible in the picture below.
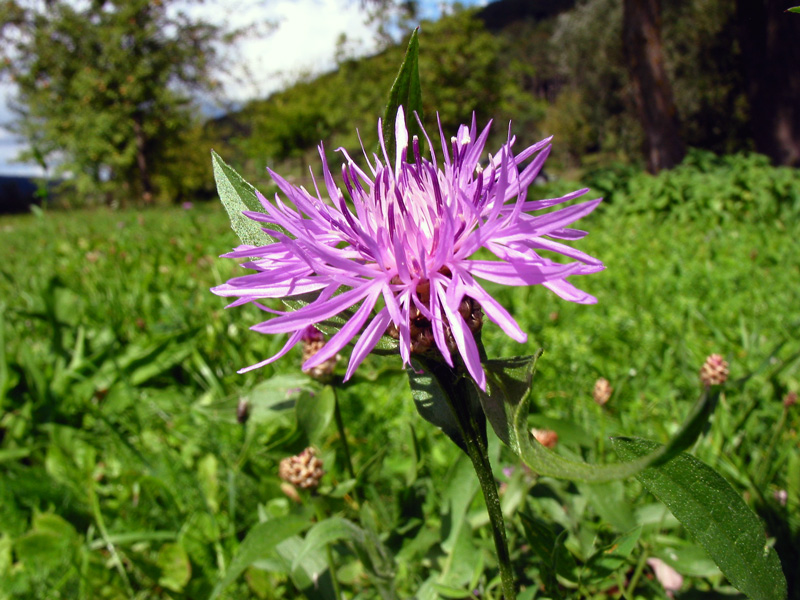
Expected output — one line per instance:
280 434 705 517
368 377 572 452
213 108 603 389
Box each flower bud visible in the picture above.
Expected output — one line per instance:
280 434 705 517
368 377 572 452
279 447 324 490
531 428 558 449
700 354 729 387
301 326 338 382
593 377 613 406
783 391 797 409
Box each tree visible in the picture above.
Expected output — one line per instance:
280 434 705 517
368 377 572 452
0 0 231 204
736 0 800 167
622 0 685 173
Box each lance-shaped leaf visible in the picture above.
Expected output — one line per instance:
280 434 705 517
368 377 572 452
212 150 284 248
613 438 787 600
475 352 720 482
382 28 423 153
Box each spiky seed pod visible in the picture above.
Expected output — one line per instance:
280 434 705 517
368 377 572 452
700 354 729 387
593 377 613 405
278 447 324 490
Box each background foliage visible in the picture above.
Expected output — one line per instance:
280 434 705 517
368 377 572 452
1 157 799 596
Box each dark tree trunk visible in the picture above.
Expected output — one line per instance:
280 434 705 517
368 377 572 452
132 113 153 204
622 0 686 173
736 0 800 167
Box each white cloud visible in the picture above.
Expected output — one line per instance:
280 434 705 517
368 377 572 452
199 0 380 102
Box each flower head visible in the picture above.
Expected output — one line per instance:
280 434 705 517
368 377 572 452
213 108 604 389
279 447 324 490
700 353 729 387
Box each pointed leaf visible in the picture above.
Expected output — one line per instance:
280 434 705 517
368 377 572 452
211 150 280 248
476 352 721 482
209 516 310 600
382 28 423 154
612 438 787 600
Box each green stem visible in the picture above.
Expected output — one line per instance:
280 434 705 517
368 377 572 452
435 364 516 600
625 547 649 597
332 387 358 498
313 497 344 600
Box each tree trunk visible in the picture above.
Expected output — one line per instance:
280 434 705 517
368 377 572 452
736 0 800 167
622 0 685 173
132 114 153 204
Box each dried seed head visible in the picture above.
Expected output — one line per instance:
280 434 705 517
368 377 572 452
531 428 559 449
783 391 797 409
700 354 729 387
279 447 324 490
593 377 613 406
301 327 338 382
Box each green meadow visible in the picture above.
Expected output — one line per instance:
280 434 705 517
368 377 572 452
1 184 799 598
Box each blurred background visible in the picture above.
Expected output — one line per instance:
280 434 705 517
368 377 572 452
1 2 799 599
2 0 798 211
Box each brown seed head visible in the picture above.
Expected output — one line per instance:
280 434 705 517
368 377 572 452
279 447 324 490
593 377 613 406
700 354 729 387
302 337 338 382
784 391 797 409
531 428 559 449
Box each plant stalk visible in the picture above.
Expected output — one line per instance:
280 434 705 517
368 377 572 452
438 366 516 599
332 387 358 492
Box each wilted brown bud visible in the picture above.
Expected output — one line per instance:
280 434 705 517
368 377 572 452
593 377 613 405
700 354 729 387
784 391 797 409
236 398 250 424
279 447 324 490
531 428 559 449
301 327 338 382
280 482 301 503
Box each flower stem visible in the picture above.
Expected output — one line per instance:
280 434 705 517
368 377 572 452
438 367 516 599
313 497 344 600
332 387 357 484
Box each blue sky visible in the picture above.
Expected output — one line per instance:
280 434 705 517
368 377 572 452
0 0 488 176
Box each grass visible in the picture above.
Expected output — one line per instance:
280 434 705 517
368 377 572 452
1 199 798 599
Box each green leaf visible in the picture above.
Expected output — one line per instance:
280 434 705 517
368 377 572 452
211 150 279 249
612 438 787 600
291 515 394 581
382 28 423 155
296 385 335 444
291 518 362 573
156 542 191 592
787 6 800 13
0 303 9 406
209 516 310 600
581 526 641 584
477 352 720 482
406 357 485 454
